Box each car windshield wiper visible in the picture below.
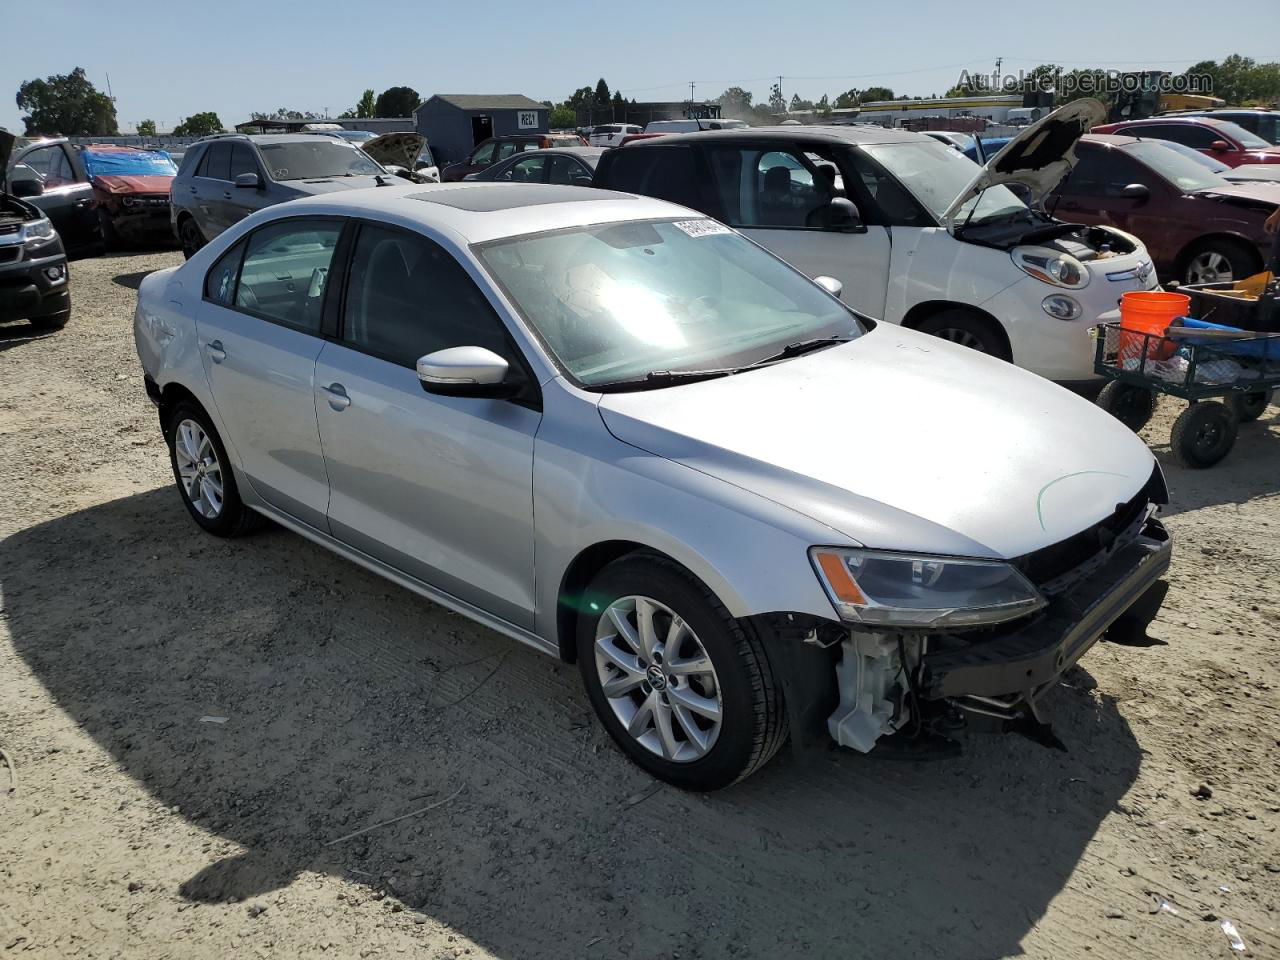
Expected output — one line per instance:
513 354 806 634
745 335 854 367
591 368 737 393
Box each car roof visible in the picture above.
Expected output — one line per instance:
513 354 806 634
253 182 693 245
196 133 342 146
513 146 606 158
1110 116 1234 128
626 124 931 147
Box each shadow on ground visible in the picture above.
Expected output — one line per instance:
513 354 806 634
0 322 56 352
2 489 1147 959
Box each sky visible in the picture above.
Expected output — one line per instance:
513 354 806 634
4 0 1278 135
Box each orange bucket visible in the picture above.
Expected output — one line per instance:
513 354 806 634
1118 291 1189 365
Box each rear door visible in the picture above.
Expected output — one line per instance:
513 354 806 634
197 217 344 527
193 141 233 236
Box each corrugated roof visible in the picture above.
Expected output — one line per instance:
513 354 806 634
425 94 548 112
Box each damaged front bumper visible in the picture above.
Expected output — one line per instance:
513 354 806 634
825 517 1171 752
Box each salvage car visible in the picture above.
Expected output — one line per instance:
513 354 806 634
595 99 1159 385
440 134 589 182
170 133 394 258
464 146 604 185
8 139 177 251
1093 116 1280 168
133 181 1172 788
1049 134 1278 284
0 131 71 330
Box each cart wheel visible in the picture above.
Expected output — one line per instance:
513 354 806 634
1230 389 1273 423
1096 382 1156 432
1170 401 1238 468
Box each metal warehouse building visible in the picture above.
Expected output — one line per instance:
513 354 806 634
414 94 549 165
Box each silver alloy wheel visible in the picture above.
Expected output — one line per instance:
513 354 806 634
934 327 984 350
1185 250 1233 285
594 595 723 762
174 418 224 519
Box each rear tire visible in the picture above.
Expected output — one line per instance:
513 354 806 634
179 218 206 260
1230 389 1272 423
1095 381 1156 432
915 309 1012 361
1170 401 1237 468
165 400 264 536
576 554 788 790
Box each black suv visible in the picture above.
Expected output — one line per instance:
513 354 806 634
0 132 71 331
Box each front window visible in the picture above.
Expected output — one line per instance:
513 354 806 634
1250 114 1279 145
476 219 860 389
859 139 1028 225
1125 141 1230 192
81 149 177 178
256 140 383 181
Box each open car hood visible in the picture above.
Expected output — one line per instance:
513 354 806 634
942 99 1106 226
0 131 13 193
361 132 425 170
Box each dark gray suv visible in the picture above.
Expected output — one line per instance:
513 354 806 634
170 134 390 258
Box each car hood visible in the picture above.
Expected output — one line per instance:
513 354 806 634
91 174 174 195
361 132 426 170
596 324 1155 560
1191 182 1280 210
283 175 392 194
942 99 1107 225
1226 163 1280 184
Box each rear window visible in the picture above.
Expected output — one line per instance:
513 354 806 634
594 125 622 134
599 145 699 209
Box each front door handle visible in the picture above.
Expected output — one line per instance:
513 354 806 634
323 382 351 411
206 339 226 363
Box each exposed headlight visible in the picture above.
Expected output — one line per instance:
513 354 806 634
121 195 139 207
809 547 1046 629
1041 294 1082 320
20 219 56 244
1012 245 1089 289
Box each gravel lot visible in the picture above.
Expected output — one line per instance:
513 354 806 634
1 249 1278 959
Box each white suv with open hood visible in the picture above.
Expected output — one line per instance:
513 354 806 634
595 99 1158 384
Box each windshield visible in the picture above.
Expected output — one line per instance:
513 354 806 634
1126 140 1231 192
860 139 1028 223
1158 139 1231 174
1213 120 1271 149
476 219 860 388
258 140 383 180
82 149 177 177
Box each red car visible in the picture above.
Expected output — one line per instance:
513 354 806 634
1050 134 1278 285
1092 116 1280 168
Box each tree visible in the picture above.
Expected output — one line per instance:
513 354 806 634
858 87 894 104
833 88 860 109
716 87 754 118
549 106 577 129
355 88 377 119
15 67 118 136
374 86 420 118
137 119 157 137
594 78 611 106
815 94 831 118
567 86 595 110
172 112 224 137
789 94 815 112
768 83 785 113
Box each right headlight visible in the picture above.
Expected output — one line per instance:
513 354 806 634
1011 245 1090 289
809 547 1046 629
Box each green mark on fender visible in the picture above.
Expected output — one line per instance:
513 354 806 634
1036 471 1129 531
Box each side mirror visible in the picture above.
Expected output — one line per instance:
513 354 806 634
1209 140 1231 153
417 346 518 398
11 178 43 198
827 197 864 233
814 275 844 300
234 172 262 189
1119 183 1149 203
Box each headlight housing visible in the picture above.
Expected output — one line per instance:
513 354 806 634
1011 245 1089 289
809 547 1046 629
20 219 56 245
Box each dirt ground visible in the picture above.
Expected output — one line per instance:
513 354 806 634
1 249 1277 960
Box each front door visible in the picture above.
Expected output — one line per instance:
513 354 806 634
197 217 344 528
314 222 540 628
18 144 97 249
703 143 892 319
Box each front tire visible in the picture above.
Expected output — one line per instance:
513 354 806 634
577 554 788 790
915 309 1012 361
165 400 264 536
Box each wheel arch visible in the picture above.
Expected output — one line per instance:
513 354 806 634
157 380 205 431
900 300 1013 359
1173 232 1263 281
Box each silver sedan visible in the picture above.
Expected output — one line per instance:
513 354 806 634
133 182 1171 789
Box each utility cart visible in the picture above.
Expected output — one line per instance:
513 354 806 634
1092 320 1280 468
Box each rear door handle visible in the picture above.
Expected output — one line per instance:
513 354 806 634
322 382 351 411
206 339 226 363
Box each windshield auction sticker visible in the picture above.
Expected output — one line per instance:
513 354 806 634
673 219 732 238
